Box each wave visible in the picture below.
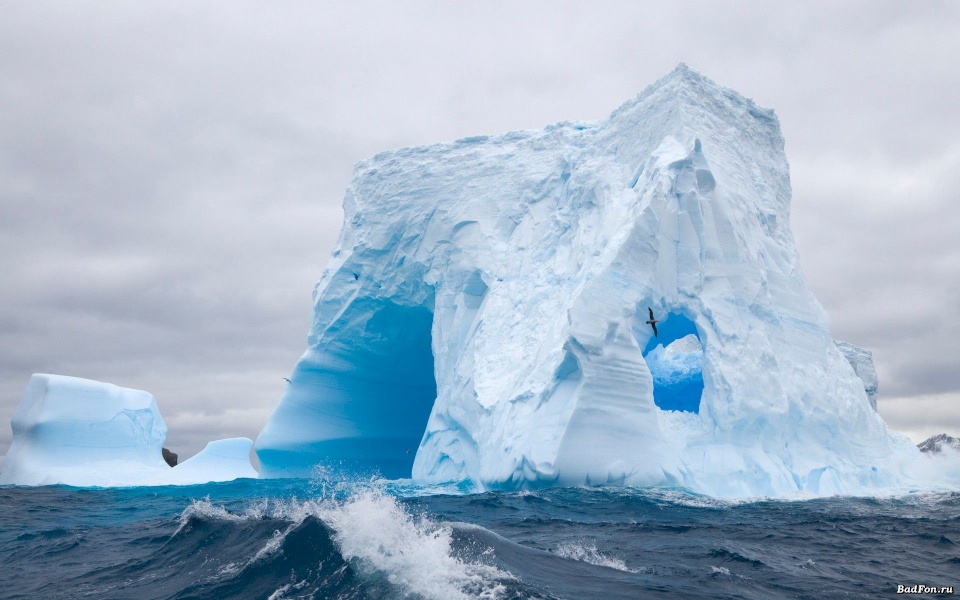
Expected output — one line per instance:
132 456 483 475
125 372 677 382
138 485 695 599
3 481 959 599
167 488 515 600
445 522 662 599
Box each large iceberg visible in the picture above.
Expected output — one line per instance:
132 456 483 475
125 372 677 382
256 65 927 496
0 374 256 487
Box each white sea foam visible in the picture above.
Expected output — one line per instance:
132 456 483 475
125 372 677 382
174 497 248 535
267 578 313 600
554 541 637 573
267 583 291 600
710 565 731 575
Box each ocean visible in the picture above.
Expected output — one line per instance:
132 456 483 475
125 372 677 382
1 477 957 599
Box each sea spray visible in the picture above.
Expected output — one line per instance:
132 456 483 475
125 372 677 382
319 487 511 600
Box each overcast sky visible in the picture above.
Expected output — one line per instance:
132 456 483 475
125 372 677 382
1 1 958 462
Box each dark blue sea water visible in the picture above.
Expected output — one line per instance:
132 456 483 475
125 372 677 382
1 477 957 599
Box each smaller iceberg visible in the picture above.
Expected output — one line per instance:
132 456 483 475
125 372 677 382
156 438 257 485
0 374 256 487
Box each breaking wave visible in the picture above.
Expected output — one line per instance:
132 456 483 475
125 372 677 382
161 488 516 600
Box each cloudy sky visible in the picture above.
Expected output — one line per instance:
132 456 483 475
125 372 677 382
1 1 958 462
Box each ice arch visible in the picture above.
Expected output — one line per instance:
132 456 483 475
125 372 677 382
256 299 436 479
640 313 704 413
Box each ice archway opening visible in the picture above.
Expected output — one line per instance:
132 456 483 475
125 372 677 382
256 299 437 479
639 313 704 414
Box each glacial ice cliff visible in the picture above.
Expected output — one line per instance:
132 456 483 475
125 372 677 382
256 65 924 496
0 374 256 487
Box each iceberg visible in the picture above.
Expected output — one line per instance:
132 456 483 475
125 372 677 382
0 374 256 487
0 374 168 486
255 65 929 496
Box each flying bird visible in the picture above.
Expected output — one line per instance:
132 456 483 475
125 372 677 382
646 307 659 337
283 377 292 384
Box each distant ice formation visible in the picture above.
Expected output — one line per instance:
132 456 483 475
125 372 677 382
254 64 937 497
0 374 255 487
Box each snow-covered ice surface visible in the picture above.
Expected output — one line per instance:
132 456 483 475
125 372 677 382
256 64 956 497
0 374 255 487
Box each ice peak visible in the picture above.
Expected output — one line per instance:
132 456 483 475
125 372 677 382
612 63 717 109
662 61 703 85
609 63 778 139
662 63 741 100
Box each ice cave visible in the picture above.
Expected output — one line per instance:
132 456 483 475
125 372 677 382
256 299 438 479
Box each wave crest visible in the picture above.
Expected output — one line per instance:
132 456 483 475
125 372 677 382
174 486 512 600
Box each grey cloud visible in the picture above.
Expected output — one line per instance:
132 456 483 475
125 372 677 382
2 1 959 460
878 394 960 444
791 145 960 398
